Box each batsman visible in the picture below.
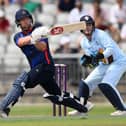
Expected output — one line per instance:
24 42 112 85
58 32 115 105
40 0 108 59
0 9 88 118
68 15 126 116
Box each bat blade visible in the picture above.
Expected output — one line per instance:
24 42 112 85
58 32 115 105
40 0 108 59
49 22 86 35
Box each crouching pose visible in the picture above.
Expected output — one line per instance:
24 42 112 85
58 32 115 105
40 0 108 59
0 9 87 118
68 15 126 116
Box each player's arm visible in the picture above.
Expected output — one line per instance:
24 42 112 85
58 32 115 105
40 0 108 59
17 26 49 47
96 32 114 64
34 41 47 51
18 36 47 51
17 36 32 47
99 32 114 58
14 33 32 47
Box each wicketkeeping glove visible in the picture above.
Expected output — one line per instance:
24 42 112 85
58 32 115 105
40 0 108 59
91 53 104 66
80 54 92 67
95 53 104 59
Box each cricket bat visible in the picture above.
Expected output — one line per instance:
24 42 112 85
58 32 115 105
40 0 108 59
48 22 86 35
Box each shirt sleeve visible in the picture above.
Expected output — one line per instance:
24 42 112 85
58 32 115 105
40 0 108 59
14 33 21 46
99 31 114 58
80 37 91 56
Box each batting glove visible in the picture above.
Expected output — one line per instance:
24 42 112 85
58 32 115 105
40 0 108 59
31 26 49 43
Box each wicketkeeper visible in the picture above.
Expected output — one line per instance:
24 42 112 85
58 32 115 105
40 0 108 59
68 15 126 116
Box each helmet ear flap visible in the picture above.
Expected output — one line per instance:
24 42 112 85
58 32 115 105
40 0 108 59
15 20 20 27
80 30 84 33
30 15 33 24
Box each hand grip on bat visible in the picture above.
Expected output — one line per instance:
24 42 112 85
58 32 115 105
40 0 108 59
31 26 49 42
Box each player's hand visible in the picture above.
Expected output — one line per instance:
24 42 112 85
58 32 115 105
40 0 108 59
31 26 49 43
95 53 104 60
91 53 104 66
80 54 92 67
95 53 113 64
91 56 99 67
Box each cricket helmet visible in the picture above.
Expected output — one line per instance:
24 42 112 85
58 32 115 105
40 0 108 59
15 8 33 26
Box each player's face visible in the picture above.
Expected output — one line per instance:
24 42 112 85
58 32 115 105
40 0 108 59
83 23 93 36
19 17 32 31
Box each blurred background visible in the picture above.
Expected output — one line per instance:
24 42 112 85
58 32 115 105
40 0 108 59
0 0 126 104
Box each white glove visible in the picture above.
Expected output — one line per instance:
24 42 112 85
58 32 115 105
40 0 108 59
31 26 49 43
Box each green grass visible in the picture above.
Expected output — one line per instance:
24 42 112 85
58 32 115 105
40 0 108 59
0 103 126 126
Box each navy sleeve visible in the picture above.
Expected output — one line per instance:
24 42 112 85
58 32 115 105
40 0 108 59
14 33 21 46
